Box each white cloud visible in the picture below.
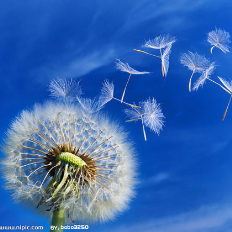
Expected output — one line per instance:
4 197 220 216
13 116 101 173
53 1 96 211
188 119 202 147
107 205 232 232
117 0 209 34
31 48 116 81
140 172 170 188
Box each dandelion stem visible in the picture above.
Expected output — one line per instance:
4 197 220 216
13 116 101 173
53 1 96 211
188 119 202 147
206 78 231 94
189 70 195 92
121 73 131 103
222 94 232 121
112 97 140 108
50 206 65 232
133 49 161 58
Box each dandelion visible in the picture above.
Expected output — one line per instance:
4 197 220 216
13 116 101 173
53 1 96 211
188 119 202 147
207 28 231 54
192 62 215 91
125 98 165 141
49 78 82 101
2 102 137 229
115 59 150 102
180 51 210 92
218 77 232 120
134 34 176 78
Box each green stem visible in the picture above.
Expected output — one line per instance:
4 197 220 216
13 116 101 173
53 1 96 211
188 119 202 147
50 207 65 232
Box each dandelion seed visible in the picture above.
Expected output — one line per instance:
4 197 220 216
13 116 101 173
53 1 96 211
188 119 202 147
143 34 176 50
125 106 147 141
49 78 82 101
2 102 137 225
180 51 210 92
125 98 165 140
161 44 172 78
116 59 150 75
207 28 231 54
218 77 232 93
77 97 101 114
98 79 140 109
116 59 150 102
218 77 232 120
134 35 176 77
141 98 165 135
98 79 114 107
192 62 215 91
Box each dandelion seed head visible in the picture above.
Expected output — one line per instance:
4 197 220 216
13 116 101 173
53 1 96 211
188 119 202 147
207 28 231 53
2 102 137 223
180 51 210 72
193 62 215 91
115 59 150 75
143 34 176 50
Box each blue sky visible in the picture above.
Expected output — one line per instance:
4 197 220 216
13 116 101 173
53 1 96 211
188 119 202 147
1 0 232 231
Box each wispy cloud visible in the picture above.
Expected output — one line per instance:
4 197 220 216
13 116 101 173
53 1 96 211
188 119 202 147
31 48 116 81
106 205 232 232
140 172 170 188
117 0 209 34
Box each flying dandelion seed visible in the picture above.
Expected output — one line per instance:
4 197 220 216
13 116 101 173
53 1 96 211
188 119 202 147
2 101 137 229
77 97 102 113
218 76 232 120
180 51 210 92
98 79 140 109
141 98 165 135
161 44 172 78
125 98 165 141
192 62 215 91
134 34 176 78
115 59 150 103
98 79 115 107
49 78 82 102
207 28 231 54
143 34 176 50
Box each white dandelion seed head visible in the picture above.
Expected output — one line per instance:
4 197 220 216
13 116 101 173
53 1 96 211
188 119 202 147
180 51 210 73
2 102 137 223
143 34 176 50
192 62 215 91
115 59 150 75
218 76 232 93
49 78 82 101
207 28 231 53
